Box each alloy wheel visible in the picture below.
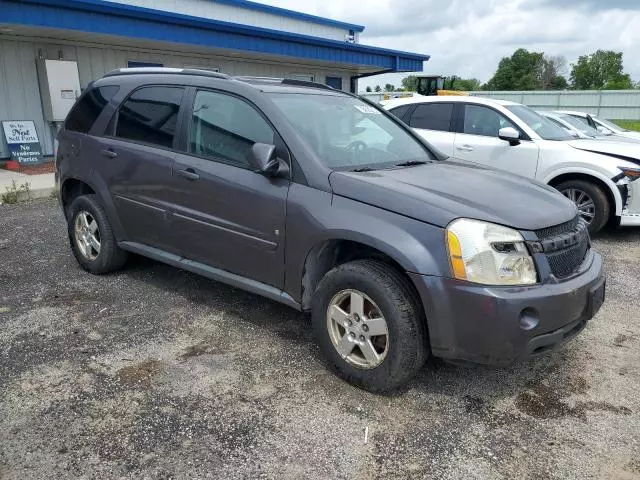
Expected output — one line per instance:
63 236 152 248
74 211 101 261
561 188 595 224
326 289 389 369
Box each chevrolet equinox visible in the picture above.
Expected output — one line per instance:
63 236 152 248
56 68 606 392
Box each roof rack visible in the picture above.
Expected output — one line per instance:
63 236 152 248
234 76 335 91
103 67 229 79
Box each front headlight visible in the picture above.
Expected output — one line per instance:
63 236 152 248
446 218 538 285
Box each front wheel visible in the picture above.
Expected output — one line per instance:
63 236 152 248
311 260 428 392
556 180 610 234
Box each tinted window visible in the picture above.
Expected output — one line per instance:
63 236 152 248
409 103 453 131
115 86 184 148
463 105 517 137
190 90 274 168
388 105 413 123
66 86 119 134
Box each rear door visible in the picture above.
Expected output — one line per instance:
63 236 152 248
169 88 289 288
405 102 456 156
454 103 539 177
95 85 185 251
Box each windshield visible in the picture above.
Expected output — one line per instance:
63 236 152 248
269 93 434 170
595 117 626 132
506 105 573 141
558 114 603 137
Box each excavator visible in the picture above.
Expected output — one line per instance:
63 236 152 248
382 75 469 101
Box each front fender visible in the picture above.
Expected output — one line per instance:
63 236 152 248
283 184 449 304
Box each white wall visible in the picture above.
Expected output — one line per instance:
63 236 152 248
0 36 356 158
107 0 356 42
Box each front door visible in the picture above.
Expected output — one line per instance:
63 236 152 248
454 103 539 178
96 85 185 251
169 89 289 288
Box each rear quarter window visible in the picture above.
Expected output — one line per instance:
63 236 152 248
65 86 119 134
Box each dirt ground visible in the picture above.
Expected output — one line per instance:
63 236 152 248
1 198 639 479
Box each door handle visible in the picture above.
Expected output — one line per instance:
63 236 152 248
100 148 118 159
176 168 200 181
456 145 475 152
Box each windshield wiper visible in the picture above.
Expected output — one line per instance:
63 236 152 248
394 160 429 167
351 166 377 172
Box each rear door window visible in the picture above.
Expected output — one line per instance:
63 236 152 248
65 86 119 134
409 103 454 132
115 86 185 149
388 104 414 123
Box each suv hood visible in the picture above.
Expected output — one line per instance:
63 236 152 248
329 160 577 230
569 139 640 167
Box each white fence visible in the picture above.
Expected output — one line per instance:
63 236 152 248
360 90 640 120
471 90 640 120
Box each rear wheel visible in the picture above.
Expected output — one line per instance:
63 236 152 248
67 194 128 274
556 180 610 234
311 260 428 392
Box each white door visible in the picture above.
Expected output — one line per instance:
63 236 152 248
454 104 539 178
406 103 456 156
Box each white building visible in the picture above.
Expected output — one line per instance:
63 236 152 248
0 0 429 159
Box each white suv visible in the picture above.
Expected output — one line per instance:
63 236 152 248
384 96 640 233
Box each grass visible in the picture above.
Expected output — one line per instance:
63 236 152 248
612 119 640 132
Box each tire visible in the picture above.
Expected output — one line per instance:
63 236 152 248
67 194 128 274
556 180 610 234
311 260 428 392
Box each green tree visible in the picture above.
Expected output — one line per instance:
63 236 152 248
401 75 418 91
365 86 372 92
384 83 395 92
374 85 382 92
451 78 482 91
541 55 568 90
570 50 633 90
485 48 544 90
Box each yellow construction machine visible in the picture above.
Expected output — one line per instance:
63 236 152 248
416 75 469 96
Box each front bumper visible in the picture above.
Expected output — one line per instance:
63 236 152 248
409 250 604 366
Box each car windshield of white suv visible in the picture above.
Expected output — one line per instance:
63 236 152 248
269 93 435 170
506 105 573 141
558 114 604 137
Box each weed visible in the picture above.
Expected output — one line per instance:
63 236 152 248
1 180 31 205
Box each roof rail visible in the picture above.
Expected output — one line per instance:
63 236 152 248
103 67 229 79
234 76 334 91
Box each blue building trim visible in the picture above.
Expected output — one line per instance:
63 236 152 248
1 0 428 72
213 0 365 33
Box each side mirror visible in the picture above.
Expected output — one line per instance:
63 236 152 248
498 127 520 146
596 125 612 135
564 128 579 138
250 143 290 178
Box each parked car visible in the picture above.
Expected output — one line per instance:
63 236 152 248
556 110 640 141
57 68 605 392
537 110 640 143
385 96 640 232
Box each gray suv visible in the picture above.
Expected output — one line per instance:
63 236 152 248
56 68 605 391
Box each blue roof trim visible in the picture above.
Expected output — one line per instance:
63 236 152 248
213 0 365 33
2 0 428 72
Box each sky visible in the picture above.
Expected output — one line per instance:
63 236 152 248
256 0 640 91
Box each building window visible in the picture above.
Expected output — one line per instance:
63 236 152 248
127 61 164 68
325 77 343 90
115 86 184 148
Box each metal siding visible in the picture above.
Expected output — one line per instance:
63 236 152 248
472 90 640 120
3 0 427 71
104 0 362 39
0 36 359 158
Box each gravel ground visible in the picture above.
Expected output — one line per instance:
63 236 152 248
0 198 639 480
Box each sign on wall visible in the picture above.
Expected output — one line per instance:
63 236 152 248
2 121 44 164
